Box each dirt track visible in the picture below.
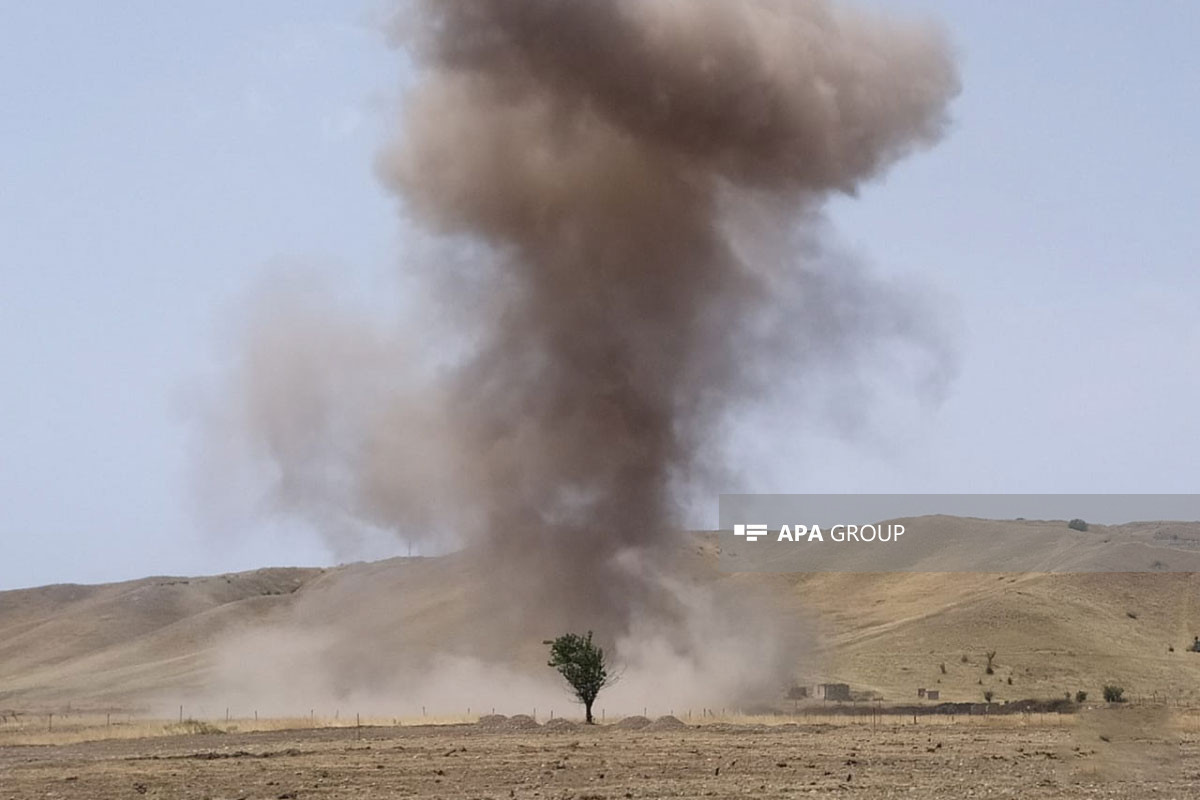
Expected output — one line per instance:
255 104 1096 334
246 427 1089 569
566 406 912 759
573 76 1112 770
3 718 1198 799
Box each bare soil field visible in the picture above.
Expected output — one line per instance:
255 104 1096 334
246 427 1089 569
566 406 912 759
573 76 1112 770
2 715 1197 799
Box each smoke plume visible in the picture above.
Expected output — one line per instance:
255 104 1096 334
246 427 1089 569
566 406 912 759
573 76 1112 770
204 0 958 709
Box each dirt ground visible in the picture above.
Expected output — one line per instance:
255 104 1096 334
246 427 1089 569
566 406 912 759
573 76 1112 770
2 717 1197 799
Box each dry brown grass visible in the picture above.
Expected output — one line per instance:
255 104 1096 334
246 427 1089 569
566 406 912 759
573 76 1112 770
0 712 478 747
9 705 1171 747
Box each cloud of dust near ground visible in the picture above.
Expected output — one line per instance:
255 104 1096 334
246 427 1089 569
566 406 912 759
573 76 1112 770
198 0 959 714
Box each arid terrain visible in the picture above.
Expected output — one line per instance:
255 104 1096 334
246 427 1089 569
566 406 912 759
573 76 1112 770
1 713 1197 799
7 518 1200 797
6 518 1200 714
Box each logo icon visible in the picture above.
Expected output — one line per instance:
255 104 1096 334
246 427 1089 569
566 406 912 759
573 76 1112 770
733 523 768 542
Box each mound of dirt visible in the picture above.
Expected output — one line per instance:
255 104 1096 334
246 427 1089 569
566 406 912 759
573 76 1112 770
541 717 579 732
476 715 508 731
500 714 540 731
645 715 688 731
613 715 651 730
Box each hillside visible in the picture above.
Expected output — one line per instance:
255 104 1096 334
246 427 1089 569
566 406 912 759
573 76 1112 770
5 517 1200 713
0 568 320 709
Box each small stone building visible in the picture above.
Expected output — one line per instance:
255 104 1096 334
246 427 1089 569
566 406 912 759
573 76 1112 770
818 683 851 702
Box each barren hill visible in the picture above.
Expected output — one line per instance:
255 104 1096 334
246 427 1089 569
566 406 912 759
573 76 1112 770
0 568 319 709
5 517 1200 713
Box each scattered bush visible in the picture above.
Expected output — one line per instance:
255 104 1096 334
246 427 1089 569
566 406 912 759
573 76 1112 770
1007 676 1013 685
168 719 224 735
1075 691 1088 703
1126 611 1138 620
1068 518 1089 532
939 663 947 674
1102 685 1125 703
985 650 997 675
983 690 994 703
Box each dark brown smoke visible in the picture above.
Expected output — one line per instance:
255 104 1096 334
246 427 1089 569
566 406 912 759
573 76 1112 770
377 0 957 624
203 0 959 708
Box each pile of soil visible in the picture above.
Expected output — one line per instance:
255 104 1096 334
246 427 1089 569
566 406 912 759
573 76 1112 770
613 715 651 730
541 718 579 732
476 715 509 731
500 714 540 731
645 715 688 731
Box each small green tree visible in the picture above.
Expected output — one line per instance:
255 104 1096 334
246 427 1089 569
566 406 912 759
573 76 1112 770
1075 690 1088 703
545 631 614 724
1102 685 1125 703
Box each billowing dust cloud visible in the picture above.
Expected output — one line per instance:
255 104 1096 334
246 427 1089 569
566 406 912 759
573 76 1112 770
201 0 958 715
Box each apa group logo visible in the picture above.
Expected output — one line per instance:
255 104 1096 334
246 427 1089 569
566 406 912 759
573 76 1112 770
732 523 769 542
731 522 906 543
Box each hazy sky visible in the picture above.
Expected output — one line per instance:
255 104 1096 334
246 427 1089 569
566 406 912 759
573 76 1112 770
2 2 1197 590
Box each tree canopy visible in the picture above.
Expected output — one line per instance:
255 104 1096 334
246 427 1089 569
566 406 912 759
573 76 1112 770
545 631 613 724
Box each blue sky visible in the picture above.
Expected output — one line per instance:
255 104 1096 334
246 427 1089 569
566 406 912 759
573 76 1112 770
1 2 1197 589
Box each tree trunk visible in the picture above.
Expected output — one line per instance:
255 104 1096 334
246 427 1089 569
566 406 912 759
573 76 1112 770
585 700 594 725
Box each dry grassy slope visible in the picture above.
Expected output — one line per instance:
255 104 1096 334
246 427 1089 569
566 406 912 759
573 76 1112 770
0 568 321 707
778 514 1200 705
5 517 1200 709
787 570 1200 703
